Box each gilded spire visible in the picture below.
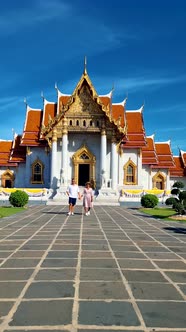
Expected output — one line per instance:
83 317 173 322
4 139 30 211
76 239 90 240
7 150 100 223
84 56 87 74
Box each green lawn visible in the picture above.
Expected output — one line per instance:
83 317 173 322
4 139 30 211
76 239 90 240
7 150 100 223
139 207 182 221
0 207 25 218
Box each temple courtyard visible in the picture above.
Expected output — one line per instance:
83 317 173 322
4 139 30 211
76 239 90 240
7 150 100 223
0 205 186 331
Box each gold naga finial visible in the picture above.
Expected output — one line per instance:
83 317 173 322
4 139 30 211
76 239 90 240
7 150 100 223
84 56 87 74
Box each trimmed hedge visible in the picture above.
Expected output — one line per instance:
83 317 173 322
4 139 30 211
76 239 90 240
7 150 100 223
165 197 179 206
141 194 158 208
9 190 29 207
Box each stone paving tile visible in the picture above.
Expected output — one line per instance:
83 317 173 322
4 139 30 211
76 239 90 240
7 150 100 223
81 258 117 268
122 270 168 282
129 282 183 300
80 268 122 281
11 250 45 258
137 301 186 328
0 251 13 258
79 281 129 299
165 271 186 282
41 258 77 267
78 301 141 326
35 268 76 280
145 252 181 259
118 258 155 269
81 250 112 258
24 281 74 298
153 260 186 270
178 284 186 295
1 258 40 268
0 282 26 298
47 250 78 258
0 269 33 280
9 300 73 326
114 251 146 259
0 301 15 318
81 244 109 250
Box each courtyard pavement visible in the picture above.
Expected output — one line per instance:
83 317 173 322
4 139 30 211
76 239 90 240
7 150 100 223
0 205 186 331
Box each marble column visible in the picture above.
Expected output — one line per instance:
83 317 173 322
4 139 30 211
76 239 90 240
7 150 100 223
50 129 57 188
111 135 118 190
61 119 68 186
100 128 107 187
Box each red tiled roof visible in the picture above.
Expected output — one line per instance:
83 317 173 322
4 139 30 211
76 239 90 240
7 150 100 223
142 136 158 164
10 135 26 163
151 142 175 168
123 111 146 147
112 104 125 128
99 96 110 107
170 156 185 177
42 102 57 127
21 108 46 146
0 141 17 166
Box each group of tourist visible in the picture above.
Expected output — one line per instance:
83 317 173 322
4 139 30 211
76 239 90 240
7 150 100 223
66 178 93 216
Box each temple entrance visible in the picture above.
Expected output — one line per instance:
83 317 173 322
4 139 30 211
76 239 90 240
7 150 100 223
78 164 90 186
72 144 96 186
1 170 14 188
5 180 12 188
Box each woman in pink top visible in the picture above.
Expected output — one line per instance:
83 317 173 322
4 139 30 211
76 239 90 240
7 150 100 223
82 182 93 216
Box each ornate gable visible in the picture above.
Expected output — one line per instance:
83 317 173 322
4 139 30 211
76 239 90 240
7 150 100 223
41 70 126 142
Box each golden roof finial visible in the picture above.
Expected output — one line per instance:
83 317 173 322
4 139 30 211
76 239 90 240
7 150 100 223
84 56 87 74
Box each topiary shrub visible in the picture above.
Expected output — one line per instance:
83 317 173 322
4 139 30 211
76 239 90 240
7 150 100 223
179 191 186 203
9 190 29 207
141 194 159 208
173 202 185 215
173 181 185 189
165 197 179 206
171 188 180 196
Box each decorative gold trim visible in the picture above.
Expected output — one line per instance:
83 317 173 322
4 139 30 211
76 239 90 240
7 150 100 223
26 146 32 155
123 159 137 185
72 145 96 185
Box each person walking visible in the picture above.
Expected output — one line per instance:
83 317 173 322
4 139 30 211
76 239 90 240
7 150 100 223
66 178 81 215
82 181 93 216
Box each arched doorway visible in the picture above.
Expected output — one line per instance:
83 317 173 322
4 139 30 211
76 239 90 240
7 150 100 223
72 145 96 186
1 170 14 188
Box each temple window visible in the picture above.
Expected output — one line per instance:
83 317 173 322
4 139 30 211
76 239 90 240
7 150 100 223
152 172 165 190
83 120 86 127
97 120 99 127
123 159 137 185
69 120 72 126
76 120 79 126
31 159 44 184
90 120 93 126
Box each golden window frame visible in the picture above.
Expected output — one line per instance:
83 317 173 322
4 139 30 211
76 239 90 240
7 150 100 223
31 159 44 184
152 171 166 190
123 159 137 185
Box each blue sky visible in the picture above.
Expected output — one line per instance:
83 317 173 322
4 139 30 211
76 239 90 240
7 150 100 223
0 0 186 155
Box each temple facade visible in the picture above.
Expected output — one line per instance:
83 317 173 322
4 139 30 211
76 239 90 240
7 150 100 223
0 65 186 200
